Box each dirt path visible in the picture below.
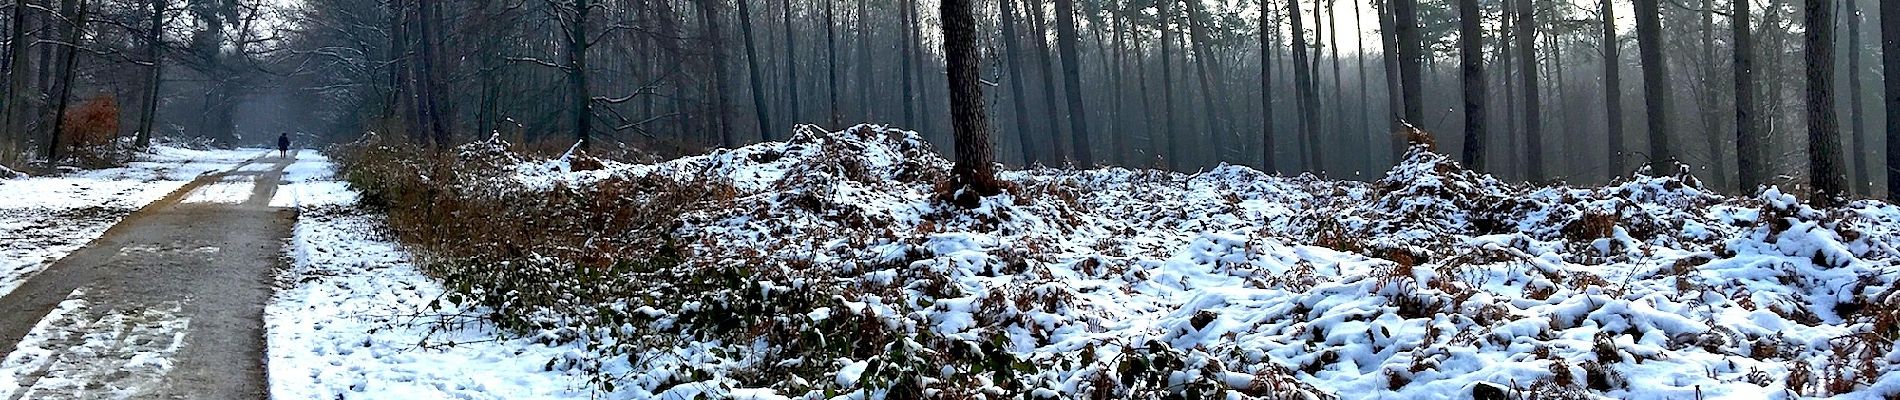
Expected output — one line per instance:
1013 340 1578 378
0 152 298 400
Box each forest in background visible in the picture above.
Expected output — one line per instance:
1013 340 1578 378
0 0 1890 199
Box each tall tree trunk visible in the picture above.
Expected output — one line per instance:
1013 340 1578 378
907 0 930 136
420 0 450 150
899 0 916 129
1846 1 1867 194
1735 0 1762 191
1260 0 1276 172
695 0 734 147
45 0 87 161
1000 0 1037 165
737 0 772 140
1602 0 1625 175
1806 0 1847 205
1393 0 1422 126
1052 0 1092 165
1697 0 1728 187
780 0 799 129
1110 2 1128 165
825 0 839 128
1633 0 1677 174
1288 0 1319 170
941 0 999 195
1158 0 1178 168
1183 0 1223 164
1029 0 1069 161
1379 0 1401 159
1353 0 1370 166
1326 0 1344 168
1884 0 1900 199
135 0 162 148
855 0 871 122
1458 0 1485 170
1514 0 1541 179
5 0 35 159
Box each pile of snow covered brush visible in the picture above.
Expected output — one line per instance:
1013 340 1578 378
335 125 1900 399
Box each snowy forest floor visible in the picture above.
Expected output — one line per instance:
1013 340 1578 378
8 124 1900 399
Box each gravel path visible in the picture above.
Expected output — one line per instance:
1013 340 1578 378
0 152 298 400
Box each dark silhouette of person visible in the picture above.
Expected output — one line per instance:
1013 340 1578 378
277 132 290 158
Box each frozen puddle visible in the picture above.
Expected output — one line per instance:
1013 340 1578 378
0 290 189 400
180 176 257 205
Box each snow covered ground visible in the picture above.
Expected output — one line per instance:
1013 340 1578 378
0 147 266 299
265 154 606 399
409 125 1900 399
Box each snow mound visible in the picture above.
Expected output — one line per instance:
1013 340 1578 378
405 126 1900 399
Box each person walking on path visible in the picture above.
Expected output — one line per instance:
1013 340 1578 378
277 132 290 158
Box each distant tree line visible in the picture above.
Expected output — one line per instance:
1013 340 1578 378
0 0 1893 205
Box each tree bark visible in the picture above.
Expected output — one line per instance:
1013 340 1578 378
1158 0 1178 168
1260 0 1276 172
737 0 772 140
5 0 36 159
855 0 871 122
694 0 734 147
1846 1 1867 194
941 0 999 195
1458 0 1485 170
1052 0 1092 165
1393 0 1423 127
1633 0 1677 174
46 0 88 161
1514 0 1541 179
1806 0 1847 205
135 0 162 148
1028 0 1068 161
1000 0 1038 165
780 0 799 130
420 0 450 150
1884 0 1900 199
1602 0 1625 175
1735 0 1762 191
824 0 839 128
1183 0 1222 164
1288 0 1319 170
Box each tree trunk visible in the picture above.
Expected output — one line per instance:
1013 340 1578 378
1697 0 1728 187
825 0 839 128
1183 0 1223 164
1514 0 1541 179
855 0 871 122
1884 0 1900 199
1633 0 1677 174
135 0 162 148
1602 0 1625 175
694 0 734 147
1846 1 1867 194
1052 0 1092 165
1379 0 1402 159
898 0 916 130
941 0 999 195
1000 0 1038 165
1458 0 1485 170
1735 0 1762 191
780 0 799 130
1806 0 1847 205
1029 0 1069 162
1260 0 1276 172
1288 0 1319 170
737 0 772 140
46 0 87 161
4 0 35 159
1110 2 1128 165
1158 0 1178 168
421 0 451 150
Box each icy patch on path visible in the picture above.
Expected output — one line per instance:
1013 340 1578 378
0 289 189 400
